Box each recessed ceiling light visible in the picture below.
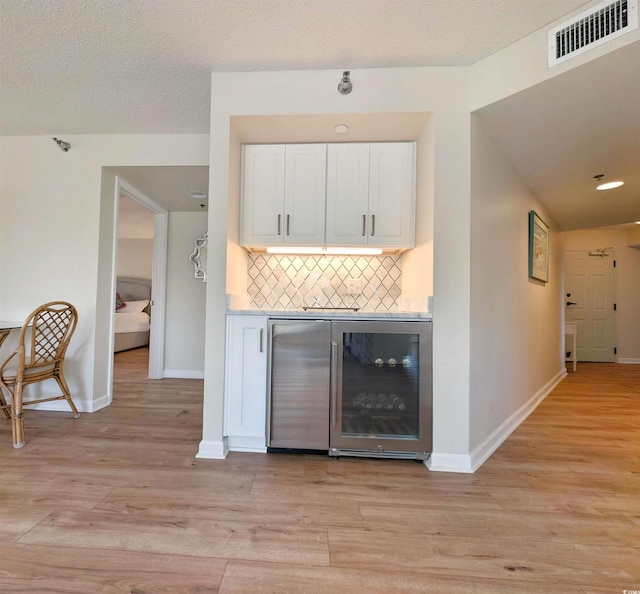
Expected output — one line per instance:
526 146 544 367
334 124 348 134
596 181 624 191
635 221 640 225
189 191 207 199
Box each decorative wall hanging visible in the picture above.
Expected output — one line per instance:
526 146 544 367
189 234 208 282
528 211 549 283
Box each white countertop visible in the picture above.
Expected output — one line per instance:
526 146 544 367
227 309 431 321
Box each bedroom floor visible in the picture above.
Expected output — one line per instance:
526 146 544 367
113 345 150 381
0 357 638 592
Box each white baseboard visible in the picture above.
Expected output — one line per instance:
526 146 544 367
196 439 229 459
164 369 205 379
26 393 111 414
228 446 268 453
617 358 640 364
468 367 567 472
227 435 267 453
427 367 567 474
427 453 473 473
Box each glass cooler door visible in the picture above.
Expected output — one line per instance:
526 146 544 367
330 320 432 457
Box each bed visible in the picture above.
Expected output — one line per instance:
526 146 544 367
114 277 151 353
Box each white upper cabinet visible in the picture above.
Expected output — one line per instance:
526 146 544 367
367 143 415 248
326 142 415 248
241 142 415 250
325 144 371 245
240 144 285 246
241 144 326 247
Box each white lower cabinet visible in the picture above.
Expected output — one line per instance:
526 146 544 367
224 315 268 452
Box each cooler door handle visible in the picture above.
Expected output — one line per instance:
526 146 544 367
331 341 338 430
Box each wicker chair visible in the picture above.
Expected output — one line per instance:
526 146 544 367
0 302 80 448
0 329 10 350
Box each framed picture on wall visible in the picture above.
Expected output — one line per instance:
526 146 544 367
528 210 549 283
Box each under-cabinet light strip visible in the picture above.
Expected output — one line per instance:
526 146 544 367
265 246 384 256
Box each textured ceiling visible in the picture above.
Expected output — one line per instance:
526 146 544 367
0 0 591 135
4 0 637 231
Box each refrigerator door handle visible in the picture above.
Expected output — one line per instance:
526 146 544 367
331 341 338 429
266 324 274 446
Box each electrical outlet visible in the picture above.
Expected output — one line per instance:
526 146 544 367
346 278 364 294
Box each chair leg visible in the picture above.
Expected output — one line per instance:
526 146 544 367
0 386 11 419
11 378 25 448
54 372 80 418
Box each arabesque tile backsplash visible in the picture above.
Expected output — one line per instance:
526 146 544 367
247 254 402 311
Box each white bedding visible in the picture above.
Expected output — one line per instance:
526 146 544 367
114 311 150 334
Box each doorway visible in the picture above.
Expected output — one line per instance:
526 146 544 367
111 177 169 389
564 249 616 362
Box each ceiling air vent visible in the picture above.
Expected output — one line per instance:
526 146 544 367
548 0 638 67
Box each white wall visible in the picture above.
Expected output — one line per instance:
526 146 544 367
628 227 640 246
226 120 249 298
401 114 435 306
469 116 565 468
164 211 208 377
563 229 640 362
117 239 153 279
0 134 209 413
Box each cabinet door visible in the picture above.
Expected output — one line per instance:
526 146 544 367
283 144 327 246
224 315 268 451
368 143 415 248
241 145 286 247
326 144 370 246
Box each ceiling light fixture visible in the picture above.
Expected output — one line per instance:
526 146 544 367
337 71 352 95
189 191 207 199
596 181 624 190
334 124 348 134
52 137 70 152
593 173 624 191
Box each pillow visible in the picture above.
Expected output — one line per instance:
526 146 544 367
115 293 126 311
119 299 149 314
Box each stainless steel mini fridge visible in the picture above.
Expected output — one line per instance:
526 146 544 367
329 320 432 460
267 320 331 451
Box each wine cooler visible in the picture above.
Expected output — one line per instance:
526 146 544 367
329 320 432 460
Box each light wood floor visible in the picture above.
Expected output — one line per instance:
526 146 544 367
0 350 638 593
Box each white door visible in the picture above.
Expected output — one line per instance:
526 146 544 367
564 250 616 362
283 144 327 246
368 142 415 248
325 143 370 246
